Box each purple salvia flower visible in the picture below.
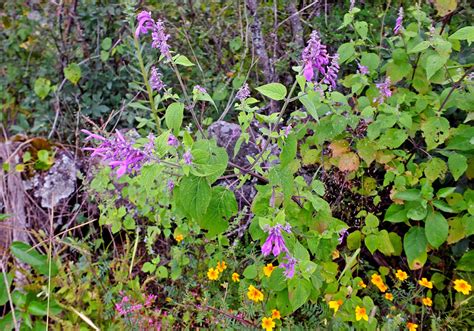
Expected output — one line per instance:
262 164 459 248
357 63 369 75
236 83 250 101
167 179 175 192
375 76 392 103
338 228 349 244
280 254 297 279
350 0 356 11
261 224 291 257
135 11 154 38
82 129 152 178
283 125 292 137
144 133 155 155
151 19 171 60
167 134 179 147
193 85 207 94
394 7 404 35
302 30 330 82
323 53 340 89
150 66 165 91
183 150 193 165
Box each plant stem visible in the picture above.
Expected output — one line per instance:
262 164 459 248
134 37 160 131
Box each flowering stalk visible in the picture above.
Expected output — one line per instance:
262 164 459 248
133 36 160 130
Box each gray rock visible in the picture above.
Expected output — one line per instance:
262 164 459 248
27 153 77 209
208 121 259 168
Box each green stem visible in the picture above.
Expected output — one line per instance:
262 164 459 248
134 37 161 131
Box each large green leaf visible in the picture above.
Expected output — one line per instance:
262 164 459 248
165 102 184 134
425 54 447 80
457 250 474 271
256 83 287 101
425 211 448 248
421 117 450 151
449 26 474 45
200 187 237 237
448 153 467 180
10 242 58 276
175 175 212 220
191 139 228 183
404 227 428 270
280 133 297 168
288 278 311 312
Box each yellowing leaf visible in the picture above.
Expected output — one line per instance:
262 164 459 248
338 152 360 172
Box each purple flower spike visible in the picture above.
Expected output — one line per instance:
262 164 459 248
302 30 330 82
135 11 154 38
261 224 291 257
394 7 404 35
280 254 297 279
193 85 207 94
357 63 369 75
150 66 165 91
81 129 152 178
323 53 340 89
236 83 250 101
167 179 175 192
183 150 193 165
167 134 179 147
151 19 171 60
375 76 392 103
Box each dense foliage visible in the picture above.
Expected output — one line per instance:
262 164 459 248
1 1 473 330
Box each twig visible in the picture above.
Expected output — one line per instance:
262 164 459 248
437 68 472 114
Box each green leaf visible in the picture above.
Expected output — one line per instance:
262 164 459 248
200 187 237 237
288 278 311 312
0 273 12 306
404 227 428 270
425 211 448 248
173 54 194 66
64 63 81 85
449 26 474 45
457 250 474 271
175 175 212 220
408 41 431 54
394 189 422 201
243 264 258 279
360 53 380 72
425 54 447 80
28 301 48 316
448 153 467 180
377 230 395 256
384 204 408 223
165 102 184 134
10 242 58 276
101 37 112 50
347 230 361 250
33 78 51 100
378 128 408 149
365 234 378 254
433 0 457 17
142 262 156 273
424 157 447 182
191 140 228 183
337 42 355 64
280 134 297 168
357 139 378 166
256 83 287 101
354 21 368 39
421 117 450 151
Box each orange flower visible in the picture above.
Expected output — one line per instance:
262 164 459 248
355 305 368 321
217 261 227 273
329 300 343 314
453 279 472 295
395 269 408 281
261 317 275 331
207 268 219 280
231 272 240 282
263 263 276 277
247 285 264 302
175 234 184 242
271 309 281 320
358 280 367 288
418 278 433 289
385 293 393 301
371 273 388 292
422 297 432 306
407 322 418 331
